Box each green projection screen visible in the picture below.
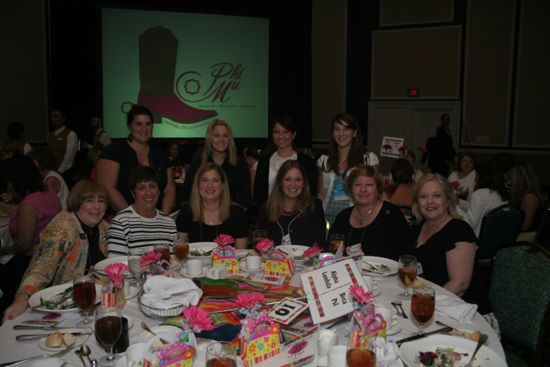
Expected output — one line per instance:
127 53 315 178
102 8 269 138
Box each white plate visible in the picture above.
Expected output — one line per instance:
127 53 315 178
94 256 132 276
135 325 182 343
189 242 218 265
29 358 79 367
28 282 101 313
399 334 506 367
39 329 90 351
362 256 398 277
276 245 309 258
239 261 263 273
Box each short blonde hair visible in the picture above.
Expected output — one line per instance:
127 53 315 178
345 165 383 201
202 120 237 166
411 173 460 224
66 179 109 212
189 163 231 222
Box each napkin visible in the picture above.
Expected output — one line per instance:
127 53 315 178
435 294 477 323
141 276 202 308
373 337 404 367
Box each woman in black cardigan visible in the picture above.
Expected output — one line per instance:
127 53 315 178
254 115 317 209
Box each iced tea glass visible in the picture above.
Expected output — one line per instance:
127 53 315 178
73 274 97 327
398 255 417 297
206 341 237 367
411 286 435 335
346 336 376 367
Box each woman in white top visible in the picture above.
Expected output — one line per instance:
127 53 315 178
317 113 379 223
457 161 508 236
448 153 476 198
29 148 69 209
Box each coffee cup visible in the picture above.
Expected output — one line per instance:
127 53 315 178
187 259 203 277
318 329 338 357
245 255 261 270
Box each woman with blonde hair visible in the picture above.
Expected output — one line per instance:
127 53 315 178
410 173 476 297
176 162 248 248
182 120 251 207
258 160 326 246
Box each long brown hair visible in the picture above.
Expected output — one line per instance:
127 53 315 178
324 113 364 173
266 160 315 222
189 163 231 222
201 120 237 166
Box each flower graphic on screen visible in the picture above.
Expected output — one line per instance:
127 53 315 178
184 79 201 95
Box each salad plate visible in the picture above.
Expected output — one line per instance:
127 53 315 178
276 245 309 258
362 256 398 277
189 242 218 265
28 282 101 313
39 329 90 351
399 334 505 367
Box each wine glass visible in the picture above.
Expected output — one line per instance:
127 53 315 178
154 244 171 269
346 336 376 367
411 286 435 335
398 255 417 297
95 307 123 366
328 233 344 254
172 233 189 271
206 341 238 367
127 248 147 287
73 274 97 327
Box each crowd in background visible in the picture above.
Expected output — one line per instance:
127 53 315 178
0 106 546 323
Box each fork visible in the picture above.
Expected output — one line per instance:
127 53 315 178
391 301 408 319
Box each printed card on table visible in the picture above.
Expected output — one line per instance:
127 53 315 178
300 258 367 324
380 136 405 158
268 298 309 325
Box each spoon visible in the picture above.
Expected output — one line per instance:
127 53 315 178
465 333 488 367
75 350 86 367
141 321 168 344
80 344 93 365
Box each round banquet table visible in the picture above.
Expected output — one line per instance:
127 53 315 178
0 263 505 366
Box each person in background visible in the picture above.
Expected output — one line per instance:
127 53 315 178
29 148 69 209
96 104 175 214
493 152 516 190
243 144 260 193
1 121 32 158
383 158 415 208
258 160 326 247
47 110 78 173
0 155 62 316
405 151 423 183
84 115 111 149
448 153 476 199
182 120 251 208
2 179 108 321
176 162 248 248
317 113 378 223
328 165 411 260
107 166 176 256
457 161 508 236
509 162 544 235
411 174 476 297
422 113 456 176
254 115 317 209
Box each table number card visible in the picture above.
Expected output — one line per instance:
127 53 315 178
300 258 367 324
269 298 309 325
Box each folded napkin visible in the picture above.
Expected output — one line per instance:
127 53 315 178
374 337 404 367
141 276 202 309
435 294 477 323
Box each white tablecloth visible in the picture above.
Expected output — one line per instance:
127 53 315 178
0 271 505 366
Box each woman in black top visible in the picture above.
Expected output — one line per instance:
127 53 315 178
329 165 411 260
254 115 317 209
258 160 326 247
181 120 251 208
176 162 248 248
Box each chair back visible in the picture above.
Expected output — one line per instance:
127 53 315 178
535 204 550 250
489 243 550 364
477 204 524 260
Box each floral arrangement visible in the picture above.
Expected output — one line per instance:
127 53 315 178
349 285 375 309
236 293 265 317
104 263 128 289
214 234 234 246
181 306 215 333
303 245 322 258
255 238 274 254
140 251 163 268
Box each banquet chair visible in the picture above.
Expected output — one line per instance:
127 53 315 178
535 204 550 250
489 242 550 367
463 204 524 313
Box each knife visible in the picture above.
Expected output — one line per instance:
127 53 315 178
12 324 79 330
396 326 453 346
16 332 91 341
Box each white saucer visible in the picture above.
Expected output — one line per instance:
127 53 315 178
239 262 263 273
181 267 206 278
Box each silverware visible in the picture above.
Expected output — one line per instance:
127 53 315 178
75 350 87 367
12 324 70 330
391 301 408 319
80 344 93 365
396 326 453 346
465 333 488 367
0 344 75 367
16 331 91 341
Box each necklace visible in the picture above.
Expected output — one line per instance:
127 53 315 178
356 204 376 226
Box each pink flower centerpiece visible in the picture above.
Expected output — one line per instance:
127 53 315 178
236 292 265 316
140 251 162 268
104 263 128 289
182 306 215 333
303 245 322 258
255 238 274 254
214 234 234 246
349 284 375 312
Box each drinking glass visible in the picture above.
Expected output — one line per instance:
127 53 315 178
95 307 122 366
73 274 97 327
154 244 171 268
252 229 267 248
127 247 147 287
172 233 189 271
457 186 469 201
346 336 376 367
206 341 238 367
411 286 435 335
398 255 417 297
328 234 344 254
